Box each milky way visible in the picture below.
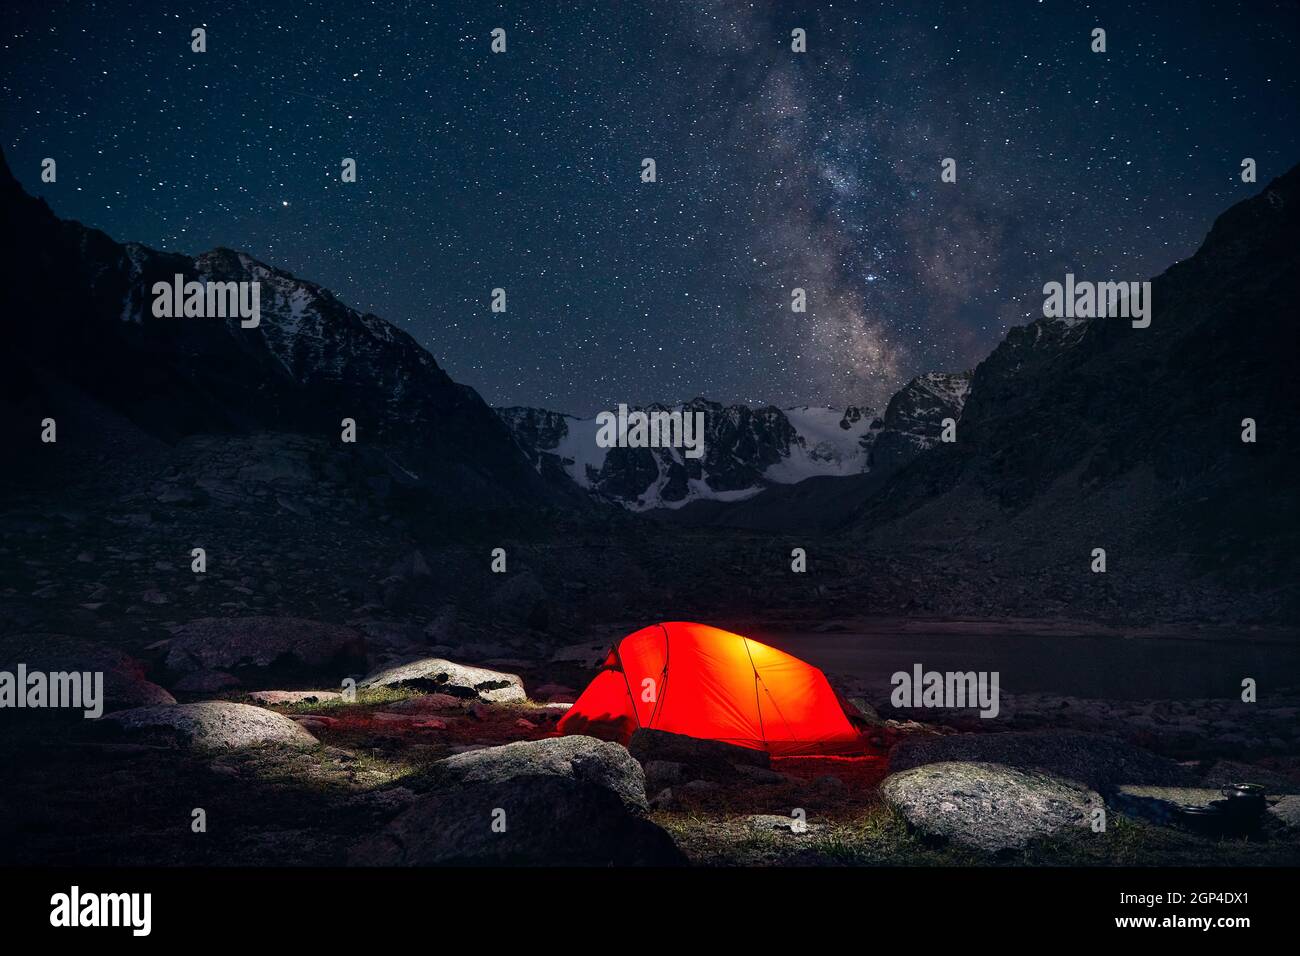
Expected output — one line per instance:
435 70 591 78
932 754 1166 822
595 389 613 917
3 0 1298 414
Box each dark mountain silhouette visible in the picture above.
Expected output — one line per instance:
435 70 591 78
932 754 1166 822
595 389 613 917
636 168 1298 621
1 143 1295 624
0 146 575 517
846 166 1300 619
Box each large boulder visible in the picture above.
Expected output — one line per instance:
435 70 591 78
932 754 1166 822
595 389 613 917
0 632 175 710
165 617 367 679
351 737 683 865
432 737 649 811
888 729 1194 791
881 761 1103 853
101 701 319 750
628 728 770 774
358 657 525 703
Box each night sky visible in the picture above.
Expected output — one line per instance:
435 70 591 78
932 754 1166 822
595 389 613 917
3 1 1298 416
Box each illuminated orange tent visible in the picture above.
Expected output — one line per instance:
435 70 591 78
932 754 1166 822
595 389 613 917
558 622 863 756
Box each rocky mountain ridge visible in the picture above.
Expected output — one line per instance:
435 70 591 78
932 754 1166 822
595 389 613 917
497 370 972 511
0 146 569 518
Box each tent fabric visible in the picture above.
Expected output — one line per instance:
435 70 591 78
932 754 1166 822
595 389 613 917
558 622 863 756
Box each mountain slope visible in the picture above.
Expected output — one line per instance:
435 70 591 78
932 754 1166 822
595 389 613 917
0 147 568 512
850 167 1300 620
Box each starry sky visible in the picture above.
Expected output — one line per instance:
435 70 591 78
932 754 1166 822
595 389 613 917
3 1 1299 416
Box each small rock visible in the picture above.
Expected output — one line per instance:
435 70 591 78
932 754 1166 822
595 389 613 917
846 697 883 725
290 717 333 735
734 764 792 785
642 760 688 790
650 787 677 810
747 814 821 834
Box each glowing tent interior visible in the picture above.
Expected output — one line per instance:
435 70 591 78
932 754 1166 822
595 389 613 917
557 621 864 755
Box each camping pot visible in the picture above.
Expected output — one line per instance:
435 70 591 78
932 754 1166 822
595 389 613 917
1218 783 1267 817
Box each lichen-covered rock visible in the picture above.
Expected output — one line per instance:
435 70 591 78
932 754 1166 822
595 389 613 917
358 657 525 703
102 701 319 750
433 736 648 811
880 761 1102 853
351 736 682 865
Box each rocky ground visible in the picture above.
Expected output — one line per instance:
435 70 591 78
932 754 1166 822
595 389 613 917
2 623 1298 867
2 432 1297 867
4 422 1286 671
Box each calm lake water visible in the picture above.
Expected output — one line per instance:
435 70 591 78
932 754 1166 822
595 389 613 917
766 627 1300 701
